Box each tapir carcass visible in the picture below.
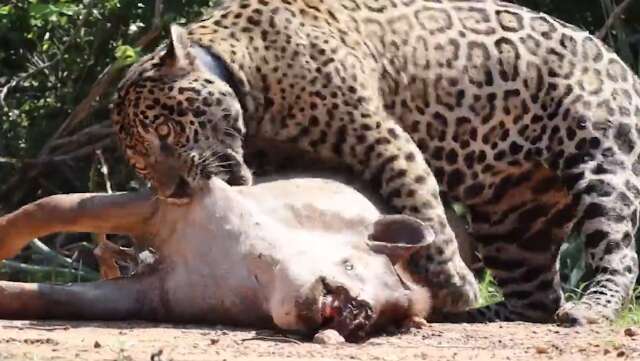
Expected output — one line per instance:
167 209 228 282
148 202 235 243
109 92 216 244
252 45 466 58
0 177 433 342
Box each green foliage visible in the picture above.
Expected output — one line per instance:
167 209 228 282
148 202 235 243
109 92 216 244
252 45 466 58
0 0 217 188
477 271 640 325
114 44 141 68
478 272 504 307
29 2 80 21
560 234 588 295
616 287 640 327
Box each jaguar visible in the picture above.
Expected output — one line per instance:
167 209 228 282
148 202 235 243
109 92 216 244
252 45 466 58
111 0 640 325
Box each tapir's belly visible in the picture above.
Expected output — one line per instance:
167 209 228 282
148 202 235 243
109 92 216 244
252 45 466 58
160 262 273 326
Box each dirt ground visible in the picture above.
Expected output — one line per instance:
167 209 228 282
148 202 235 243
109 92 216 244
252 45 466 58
0 320 638 361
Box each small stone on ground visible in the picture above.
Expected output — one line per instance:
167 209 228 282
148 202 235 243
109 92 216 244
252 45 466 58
313 329 345 344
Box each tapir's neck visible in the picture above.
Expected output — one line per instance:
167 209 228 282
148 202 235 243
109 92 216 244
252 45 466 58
144 179 279 325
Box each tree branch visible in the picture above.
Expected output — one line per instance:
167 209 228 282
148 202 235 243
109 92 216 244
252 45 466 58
22 137 115 166
597 0 635 40
95 149 113 193
48 121 114 152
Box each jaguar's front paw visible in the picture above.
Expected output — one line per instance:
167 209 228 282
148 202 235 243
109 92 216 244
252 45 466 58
429 265 480 312
555 301 614 327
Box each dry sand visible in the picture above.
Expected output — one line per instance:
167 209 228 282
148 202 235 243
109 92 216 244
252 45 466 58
0 320 638 360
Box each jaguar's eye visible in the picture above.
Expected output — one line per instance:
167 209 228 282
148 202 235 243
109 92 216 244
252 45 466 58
160 141 174 156
156 123 170 137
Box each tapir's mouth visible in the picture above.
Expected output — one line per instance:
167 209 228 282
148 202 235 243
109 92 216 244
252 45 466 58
168 176 192 199
318 282 374 343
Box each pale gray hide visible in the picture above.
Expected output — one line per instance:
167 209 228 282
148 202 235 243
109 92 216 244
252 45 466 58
0 178 432 342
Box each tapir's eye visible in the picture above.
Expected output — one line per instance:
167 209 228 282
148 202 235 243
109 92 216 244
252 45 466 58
343 260 354 271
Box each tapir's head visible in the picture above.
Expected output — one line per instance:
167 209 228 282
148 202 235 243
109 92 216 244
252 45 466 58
263 215 434 342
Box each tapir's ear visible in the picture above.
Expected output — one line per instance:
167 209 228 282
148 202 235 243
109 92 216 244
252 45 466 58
160 24 192 68
367 215 435 265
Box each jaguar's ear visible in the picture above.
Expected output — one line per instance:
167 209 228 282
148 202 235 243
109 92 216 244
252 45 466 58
160 24 192 69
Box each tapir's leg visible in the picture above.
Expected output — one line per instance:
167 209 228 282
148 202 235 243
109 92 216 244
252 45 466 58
93 235 138 279
0 273 163 321
94 235 123 279
0 191 158 260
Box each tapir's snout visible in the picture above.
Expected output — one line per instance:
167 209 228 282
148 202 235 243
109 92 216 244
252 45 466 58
318 282 375 342
294 277 374 342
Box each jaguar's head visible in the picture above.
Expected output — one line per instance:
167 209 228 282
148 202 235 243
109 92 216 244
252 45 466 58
111 25 251 203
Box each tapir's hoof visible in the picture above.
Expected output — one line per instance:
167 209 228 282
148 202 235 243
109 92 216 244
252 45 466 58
555 302 612 327
401 316 429 331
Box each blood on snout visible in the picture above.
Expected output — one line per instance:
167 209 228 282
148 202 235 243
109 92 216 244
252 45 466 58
321 294 340 320
322 292 374 342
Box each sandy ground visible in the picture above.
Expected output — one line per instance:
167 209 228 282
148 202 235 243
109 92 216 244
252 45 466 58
0 320 638 361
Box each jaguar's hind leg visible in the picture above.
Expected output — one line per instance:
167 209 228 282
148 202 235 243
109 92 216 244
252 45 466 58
433 227 569 322
555 161 640 325
447 208 573 323
435 164 577 322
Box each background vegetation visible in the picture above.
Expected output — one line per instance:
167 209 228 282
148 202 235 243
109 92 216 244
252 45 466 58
0 0 639 321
